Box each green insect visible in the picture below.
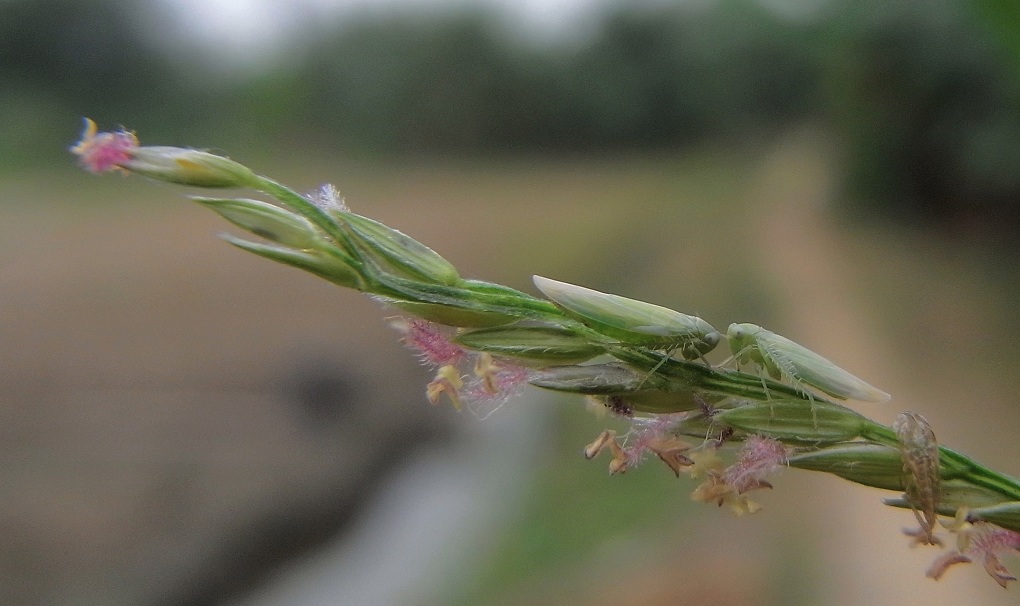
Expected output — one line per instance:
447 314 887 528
727 322 891 402
533 275 721 360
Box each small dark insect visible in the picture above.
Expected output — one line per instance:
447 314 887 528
605 395 634 418
713 426 735 449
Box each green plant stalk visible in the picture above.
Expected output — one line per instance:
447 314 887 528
74 132 1020 535
936 445 1020 501
239 178 1020 522
851 423 1020 501
204 177 1020 524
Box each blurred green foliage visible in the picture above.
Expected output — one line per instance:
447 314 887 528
0 0 208 164
233 4 815 154
821 1 1020 227
3 0 1019 230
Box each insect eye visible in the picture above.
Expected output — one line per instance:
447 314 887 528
703 331 721 347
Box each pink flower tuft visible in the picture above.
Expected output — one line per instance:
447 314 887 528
969 523 1020 553
927 522 1020 587
583 414 692 476
70 118 138 174
461 355 532 417
723 435 788 493
475 357 530 394
401 318 466 367
621 415 683 464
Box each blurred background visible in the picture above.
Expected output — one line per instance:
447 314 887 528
2 0 1019 604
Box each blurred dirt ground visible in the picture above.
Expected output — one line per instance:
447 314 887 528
0 192 459 604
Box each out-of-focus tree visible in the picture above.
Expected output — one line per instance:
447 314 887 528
8 0 1020 235
820 0 1020 231
973 0 1020 76
561 2 815 150
247 4 816 155
0 0 191 165
297 11 536 153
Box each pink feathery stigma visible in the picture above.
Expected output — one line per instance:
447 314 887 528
724 435 788 493
404 319 466 367
971 525 1020 553
928 523 1020 587
70 119 138 174
464 362 530 402
623 415 681 464
488 363 530 393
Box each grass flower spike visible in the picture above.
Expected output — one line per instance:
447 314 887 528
73 121 1020 586
71 118 257 188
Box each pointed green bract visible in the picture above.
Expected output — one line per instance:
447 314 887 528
966 501 1020 532
126 146 258 188
533 275 720 359
529 362 665 394
337 212 461 286
454 325 605 365
528 362 723 413
194 197 321 249
222 234 363 290
620 390 724 414
787 443 905 491
716 399 869 444
377 298 518 328
727 322 891 402
937 482 1015 509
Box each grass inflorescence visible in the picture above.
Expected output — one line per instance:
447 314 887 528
72 120 1020 586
